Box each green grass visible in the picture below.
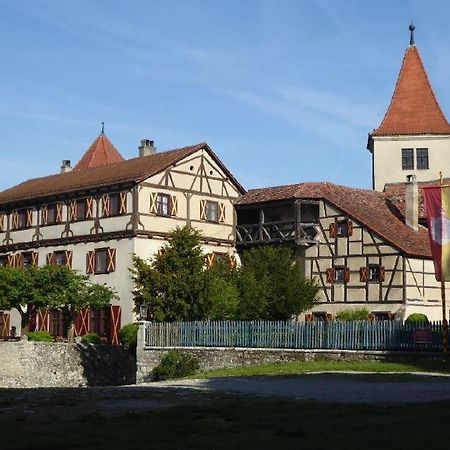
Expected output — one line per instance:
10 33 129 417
192 359 450 379
1 396 450 449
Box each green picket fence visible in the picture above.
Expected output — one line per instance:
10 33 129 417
144 320 443 351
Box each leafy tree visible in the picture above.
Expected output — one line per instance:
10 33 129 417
131 227 210 321
236 246 319 320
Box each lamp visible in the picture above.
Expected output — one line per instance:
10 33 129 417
139 304 148 321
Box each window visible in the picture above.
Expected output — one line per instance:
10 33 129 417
206 201 219 223
21 252 33 267
54 251 68 266
402 148 414 170
337 220 349 237
95 249 108 274
0 256 7 267
372 312 393 321
13 208 33 229
334 267 346 283
312 312 327 322
77 199 87 220
110 194 120 216
368 265 381 282
157 194 170 216
417 148 429 170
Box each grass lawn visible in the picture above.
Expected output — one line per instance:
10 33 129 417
1 395 449 449
193 359 450 379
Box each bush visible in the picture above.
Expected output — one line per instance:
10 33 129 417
26 331 53 342
405 313 429 323
152 351 199 381
119 323 139 354
81 333 102 344
335 308 370 322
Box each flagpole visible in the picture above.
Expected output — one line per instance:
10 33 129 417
440 171 448 353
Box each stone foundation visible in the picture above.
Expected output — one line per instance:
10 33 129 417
0 341 136 388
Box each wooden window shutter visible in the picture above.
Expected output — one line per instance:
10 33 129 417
75 308 90 336
16 254 24 268
102 194 110 217
69 200 77 221
41 205 48 225
359 267 368 282
347 220 353 236
119 192 127 214
344 268 350 283
31 252 39 266
0 213 4 232
228 255 237 270
200 200 207 220
205 253 215 268
368 313 375 322
56 203 64 223
86 251 95 274
7 254 15 267
219 203 226 223
325 268 335 283
305 314 313 323
150 192 158 214
170 195 178 216
1 313 10 338
12 210 19 230
380 266 385 282
65 250 73 268
86 197 94 219
37 309 49 332
326 313 333 322
46 252 54 266
107 248 117 273
26 209 33 227
109 305 122 345
387 312 395 320
329 222 337 238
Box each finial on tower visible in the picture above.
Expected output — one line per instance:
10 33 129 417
101 122 105 134
409 22 416 46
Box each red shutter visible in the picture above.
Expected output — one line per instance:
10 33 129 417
329 222 337 238
16 254 24 268
46 252 54 266
31 251 39 266
326 313 333 322
37 309 49 332
228 255 237 270
200 200 207 220
119 192 127 214
86 251 95 274
1 313 10 337
0 213 4 232
344 268 350 283
75 308 90 336
41 205 48 225
380 266 385 282
347 220 353 236
109 305 121 345
305 314 313 323
219 203 226 222
368 313 375 322
7 254 15 267
69 200 77 221
107 248 116 273
325 268 335 283
170 195 178 216
86 197 94 219
56 203 64 223
360 267 368 282
102 194 110 217
65 250 73 268
205 253 215 268
12 211 19 230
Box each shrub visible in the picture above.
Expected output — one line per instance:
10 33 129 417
26 331 53 342
335 308 370 322
119 323 139 354
152 351 199 381
405 313 429 323
81 333 102 344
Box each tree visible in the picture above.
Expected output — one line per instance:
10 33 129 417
39 265 117 343
0 265 116 341
131 227 210 321
236 246 319 320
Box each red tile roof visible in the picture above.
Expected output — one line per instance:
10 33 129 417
371 46 450 137
73 133 124 171
236 182 431 259
0 143 245 205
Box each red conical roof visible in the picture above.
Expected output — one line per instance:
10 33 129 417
372 46 450 136
73 133 124 171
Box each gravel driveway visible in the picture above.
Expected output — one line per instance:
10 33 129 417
144 373 450 403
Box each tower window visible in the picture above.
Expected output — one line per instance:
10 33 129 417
402 148 414 170
417 148 429 170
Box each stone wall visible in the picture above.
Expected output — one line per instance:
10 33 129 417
136 346 444 383
0 341 136 388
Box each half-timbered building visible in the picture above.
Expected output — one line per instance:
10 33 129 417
0 133 244 340
235 178 443 321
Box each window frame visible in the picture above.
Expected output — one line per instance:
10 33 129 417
336 220 349 237
53 251 68 267
368 264 381 283
401 148 414 170
156 193 171 217
94 248 109 275
416 148 429 170
334 266 346 284
206 201 219 223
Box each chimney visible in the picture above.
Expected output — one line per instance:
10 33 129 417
405 174 418 231
60 160 72 174
138 139 156 157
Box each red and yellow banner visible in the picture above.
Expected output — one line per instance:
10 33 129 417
423 185 450 281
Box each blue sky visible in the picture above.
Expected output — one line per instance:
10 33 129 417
1 0 450 192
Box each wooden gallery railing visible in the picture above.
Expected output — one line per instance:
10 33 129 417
144 320 443 351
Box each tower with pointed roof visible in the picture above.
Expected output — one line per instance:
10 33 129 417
368 24 450 191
